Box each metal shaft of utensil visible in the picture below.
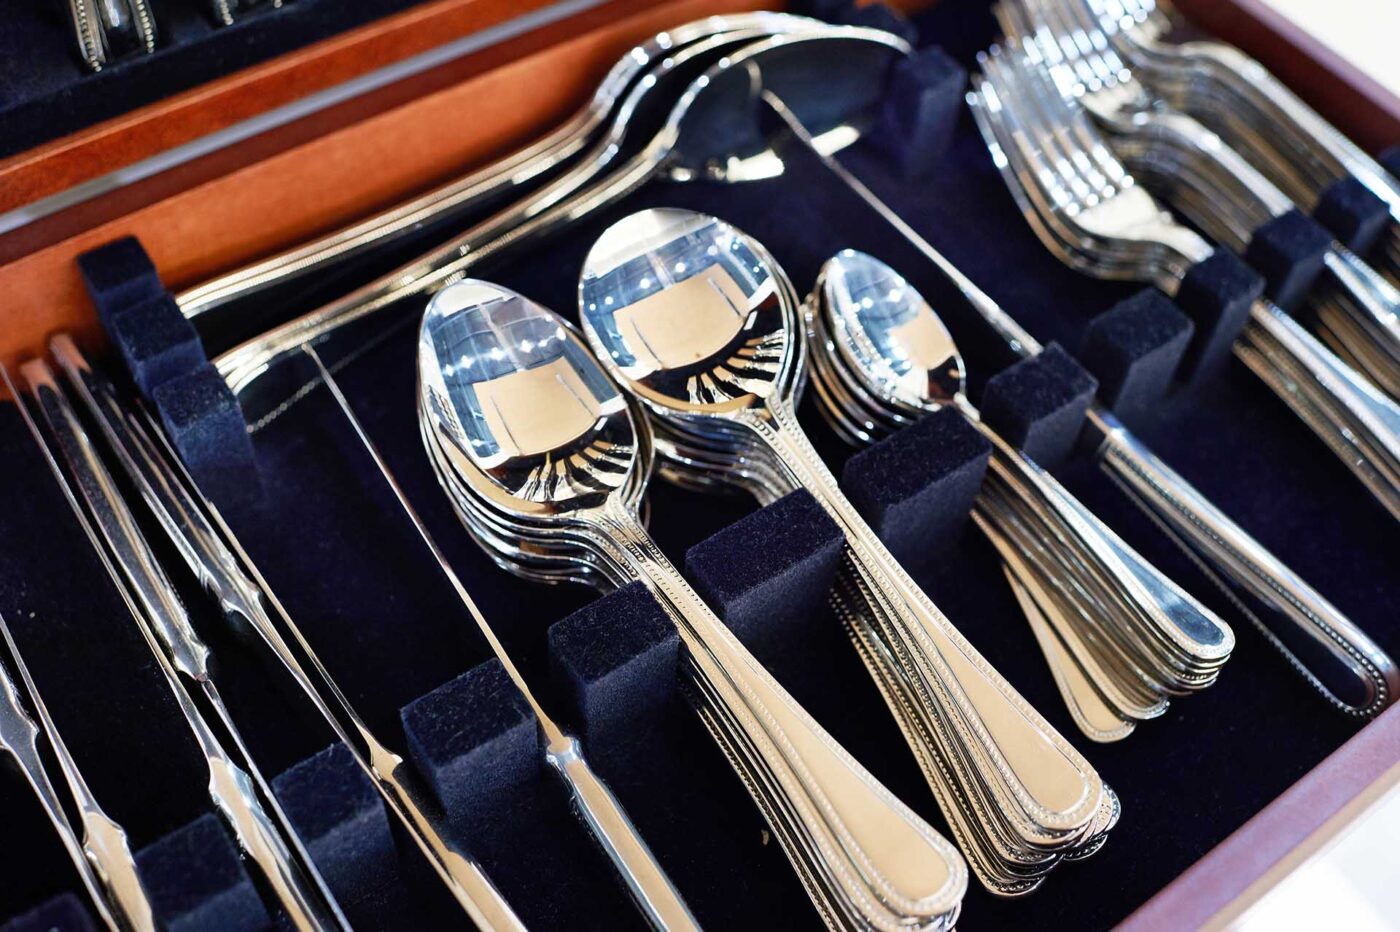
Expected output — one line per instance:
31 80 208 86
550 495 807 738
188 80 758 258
175 13 806 322
0 608 157 932
761 86 1398 718
45 337 527 932
301 345 701 932
16 360 346 932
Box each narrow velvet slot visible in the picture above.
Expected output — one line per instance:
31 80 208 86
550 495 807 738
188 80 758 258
1243 208 1333 312
134 814 268 932
1312 176 1391 254
400 659 540 836
272 743 400 923
76 237 165 327
978 343 1097 469
0 894 96 932
150 364 258 510
106 295 206 398
840 406 990 573
871 44 967 179
684 490 845 653
547 582 679 751
1078 288 1194 419
1173 250 1264 377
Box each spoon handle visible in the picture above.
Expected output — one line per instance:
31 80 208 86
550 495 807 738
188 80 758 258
743 405 1105 841
969 413 1235 685
1086 405 1399 717
590 501 967 929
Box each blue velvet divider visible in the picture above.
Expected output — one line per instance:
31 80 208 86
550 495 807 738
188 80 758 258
1313 176 1391 255
1243 208 1332 312
5 1 1400 929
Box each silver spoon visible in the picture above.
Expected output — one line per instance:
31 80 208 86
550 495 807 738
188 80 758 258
419 279 968 931
578 208 1111 895
809 249 1235 740
301 343 700 931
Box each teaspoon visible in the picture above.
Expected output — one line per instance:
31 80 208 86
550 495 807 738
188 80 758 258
808 249 1234 741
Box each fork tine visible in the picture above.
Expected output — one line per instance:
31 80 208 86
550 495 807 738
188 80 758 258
993 45 1123 206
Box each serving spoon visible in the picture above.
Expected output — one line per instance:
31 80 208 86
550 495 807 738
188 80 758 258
214 26 910 401
578 209 1112 895
418 280 968 931
808 249 1235 740
177 12 816 332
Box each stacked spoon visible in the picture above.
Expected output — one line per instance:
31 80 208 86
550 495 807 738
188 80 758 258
806 249 1234 741
576 208 1117 895
416 280 968 931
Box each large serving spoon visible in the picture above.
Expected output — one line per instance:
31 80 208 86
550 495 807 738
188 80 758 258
177 12 815 333
578 209 1111 895
418 279 968 931
214 26 909 401
809 249 1235 740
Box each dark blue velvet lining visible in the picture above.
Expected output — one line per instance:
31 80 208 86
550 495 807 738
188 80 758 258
3 1 1399 928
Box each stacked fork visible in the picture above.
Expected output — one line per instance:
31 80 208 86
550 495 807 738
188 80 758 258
997 0 1400 401
968 45 1400 526
1081 0 1400 286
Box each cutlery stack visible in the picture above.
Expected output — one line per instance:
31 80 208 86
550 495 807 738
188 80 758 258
577 208 1118 895
418 278 969 930
806 248 1233 740
3 1 1399 928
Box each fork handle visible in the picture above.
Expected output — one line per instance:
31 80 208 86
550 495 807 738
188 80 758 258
1235 298 1400 519
1085 404 1398 717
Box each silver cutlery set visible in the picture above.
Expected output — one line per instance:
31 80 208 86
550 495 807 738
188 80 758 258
4 3 1398 929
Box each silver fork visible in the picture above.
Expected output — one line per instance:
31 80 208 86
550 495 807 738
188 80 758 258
968 46 1399 714
996 0 1400 401
1082 0 1400 283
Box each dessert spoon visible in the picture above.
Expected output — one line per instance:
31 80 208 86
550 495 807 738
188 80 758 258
808 249 1233 740
578 208 1113 894
418 279 968 930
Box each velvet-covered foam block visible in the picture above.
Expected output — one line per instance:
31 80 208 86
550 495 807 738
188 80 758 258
841 406 990 573
151 363 257 509
1173 249 1264 377
106 295 205 398
1379 146 1400 186
1078 288 1194 418
0 894 96 932
870 44 966 179
547 582 679 750
400 659 539 830
1244 208 1332 311
684 490 844 652
1313 176 1391 254
834 1 919 47
76 237 165 328
273 742 399 919
979 343 1098 469
135 814 269 932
